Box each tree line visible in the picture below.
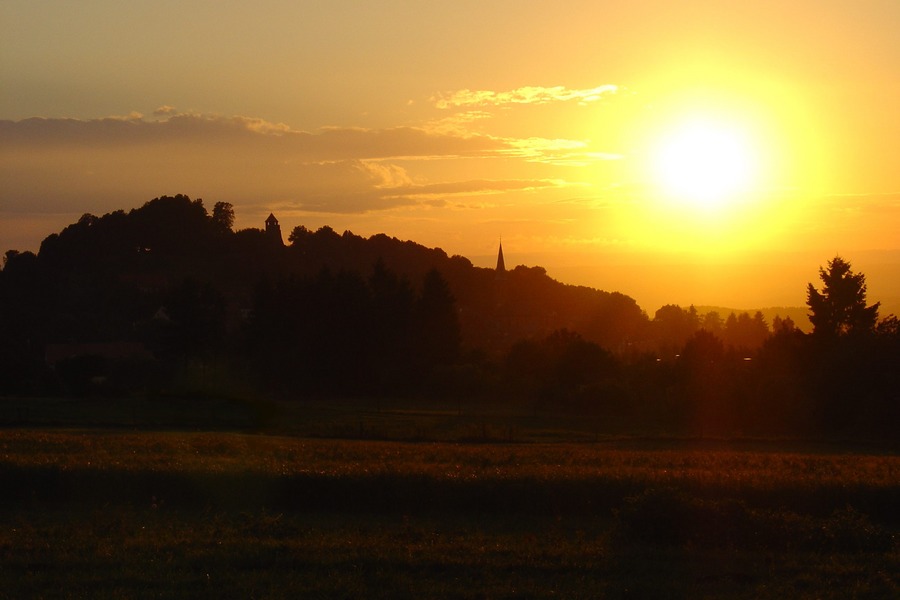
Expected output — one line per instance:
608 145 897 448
1 196 897 438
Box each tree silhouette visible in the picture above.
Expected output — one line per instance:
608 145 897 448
503 329 618 413
368 259 416 391
652 305 699 355
678 329 736 434
722 311 769 351
415 268 461 368
158 278 227 361
806 256 879 337
212 201 235 232
287 225 309 245
700 311 724 336
771 315 797 334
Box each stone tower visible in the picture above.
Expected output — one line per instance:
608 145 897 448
265 213 283 245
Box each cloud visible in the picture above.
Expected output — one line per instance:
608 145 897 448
357 161 417 189
310 125 507 161
419 84 624 165
110 111 144 121
380 178 567 199
0 113 507 160
432 85 618 109
500 137 611 165
496 137 623 166
0 112 575 223
0 111 615 170
354 159 568 197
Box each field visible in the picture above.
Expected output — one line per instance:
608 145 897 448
1 397 898 598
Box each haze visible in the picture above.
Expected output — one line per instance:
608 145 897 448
3 0 899 314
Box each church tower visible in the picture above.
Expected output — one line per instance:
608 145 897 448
265 213 283 245
496 239 506 272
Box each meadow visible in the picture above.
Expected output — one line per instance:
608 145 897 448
1 397 898 598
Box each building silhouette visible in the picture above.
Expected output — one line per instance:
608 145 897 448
496 239 506 272
265 213 283 245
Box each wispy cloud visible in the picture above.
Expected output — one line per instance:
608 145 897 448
421 84 624 166
379 178 567 199
500 137 622 166
356 159 568 199
432 85 618 109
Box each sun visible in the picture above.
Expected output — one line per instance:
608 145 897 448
651 118 759 211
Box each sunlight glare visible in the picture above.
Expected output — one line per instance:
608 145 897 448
652 118 759 211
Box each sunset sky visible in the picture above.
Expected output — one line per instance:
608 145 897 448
3 1 899 314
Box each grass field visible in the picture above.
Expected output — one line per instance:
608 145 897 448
1 397 898 598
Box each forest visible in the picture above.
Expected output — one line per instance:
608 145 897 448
1 194 897 439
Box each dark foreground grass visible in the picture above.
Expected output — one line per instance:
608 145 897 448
3 507 896 599
1 430 898 598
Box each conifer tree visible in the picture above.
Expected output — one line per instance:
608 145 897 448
806 256 879 337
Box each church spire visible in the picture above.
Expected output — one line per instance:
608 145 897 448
496 238 506 272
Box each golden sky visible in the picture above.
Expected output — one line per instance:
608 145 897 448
2 1 899 313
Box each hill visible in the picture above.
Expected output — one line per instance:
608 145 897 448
0 195 652 397
3 195 649 355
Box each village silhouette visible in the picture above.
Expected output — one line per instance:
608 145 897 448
2 194 896 439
